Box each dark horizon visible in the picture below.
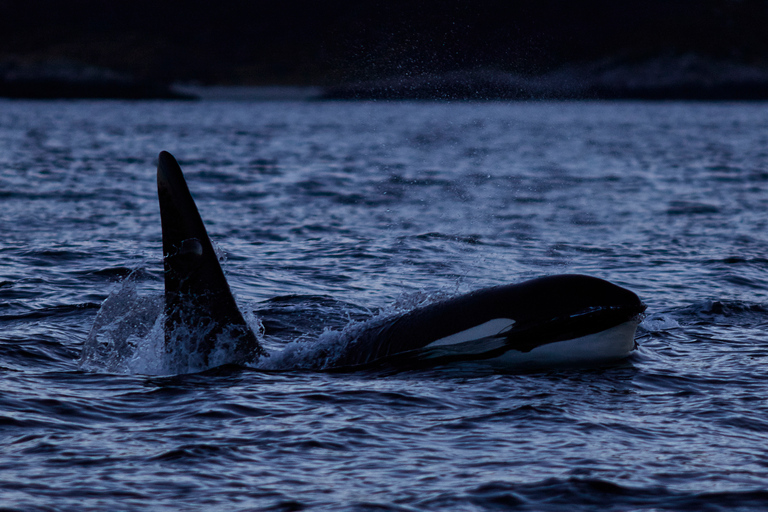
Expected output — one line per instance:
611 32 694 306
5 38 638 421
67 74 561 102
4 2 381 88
2 0 767 87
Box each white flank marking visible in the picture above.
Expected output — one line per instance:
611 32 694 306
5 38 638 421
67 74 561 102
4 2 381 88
426 318 515 347
487 319 640 368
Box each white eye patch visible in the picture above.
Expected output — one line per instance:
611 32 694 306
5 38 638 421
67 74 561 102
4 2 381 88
427 318 515 347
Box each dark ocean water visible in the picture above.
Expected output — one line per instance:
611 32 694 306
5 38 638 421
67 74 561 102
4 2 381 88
2 99 768 511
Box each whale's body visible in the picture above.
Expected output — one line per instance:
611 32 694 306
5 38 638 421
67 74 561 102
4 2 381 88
157 151 645 370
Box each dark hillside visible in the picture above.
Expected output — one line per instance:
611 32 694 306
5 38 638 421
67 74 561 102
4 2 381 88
1 1 767 97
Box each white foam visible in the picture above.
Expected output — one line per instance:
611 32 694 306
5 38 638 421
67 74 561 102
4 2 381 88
79 269 267 376
640 314 680 332
78 270 164 374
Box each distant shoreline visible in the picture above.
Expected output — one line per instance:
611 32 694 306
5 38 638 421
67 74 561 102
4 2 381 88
4 56 768 102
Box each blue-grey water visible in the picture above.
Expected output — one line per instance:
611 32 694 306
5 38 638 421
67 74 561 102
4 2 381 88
2 99 768 511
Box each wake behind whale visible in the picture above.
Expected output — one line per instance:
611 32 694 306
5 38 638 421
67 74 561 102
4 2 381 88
81 151 646 375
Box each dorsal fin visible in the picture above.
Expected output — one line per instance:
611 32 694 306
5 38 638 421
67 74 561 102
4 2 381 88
157 151 264 368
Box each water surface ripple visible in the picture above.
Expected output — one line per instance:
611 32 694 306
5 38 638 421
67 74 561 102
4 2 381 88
1 100 768 510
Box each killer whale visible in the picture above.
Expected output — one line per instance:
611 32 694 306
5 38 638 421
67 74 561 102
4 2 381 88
157 151 646 370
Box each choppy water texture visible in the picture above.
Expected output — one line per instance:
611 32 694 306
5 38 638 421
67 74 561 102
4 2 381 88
2 99 768 511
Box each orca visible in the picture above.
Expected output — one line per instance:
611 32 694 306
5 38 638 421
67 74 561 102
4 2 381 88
157 151 646 370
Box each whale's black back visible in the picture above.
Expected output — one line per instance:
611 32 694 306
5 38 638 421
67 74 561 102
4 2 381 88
332 274 645 368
